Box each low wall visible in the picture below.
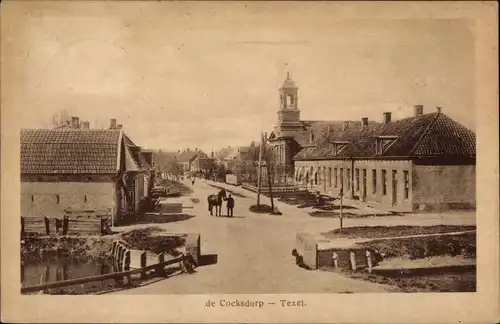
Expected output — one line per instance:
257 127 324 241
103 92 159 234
295 233 382 271
296 233 318 269
185 233 201 265
113 232 201 272
226 174 240 185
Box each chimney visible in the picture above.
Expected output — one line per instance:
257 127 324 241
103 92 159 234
117 124 123 129
361 117 369 129
342 121 349 131
436 106 442 113
71 116 79 129
383 112 392 124
110 118 117 129
82 121 90 129
414 105 424 117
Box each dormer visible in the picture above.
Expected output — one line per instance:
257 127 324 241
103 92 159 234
375 135 399 155
309 129 315 143
331 140 349 156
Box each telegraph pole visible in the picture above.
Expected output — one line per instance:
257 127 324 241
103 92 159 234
339 183 344 231
256 132 263 208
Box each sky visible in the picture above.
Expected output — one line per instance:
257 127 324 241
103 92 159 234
4 2 475 153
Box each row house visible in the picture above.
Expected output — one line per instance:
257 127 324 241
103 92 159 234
294 106 476 213
21 119 153 225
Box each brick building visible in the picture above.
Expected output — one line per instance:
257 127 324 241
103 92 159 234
20 119 153 224
267 73 376 183
294 106 476 213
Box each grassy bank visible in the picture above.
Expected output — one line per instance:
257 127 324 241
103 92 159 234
120 227 187 255
21 234 116 263
317 225 476 292
322 225 476 240
335 268 476 292
357 231 476 260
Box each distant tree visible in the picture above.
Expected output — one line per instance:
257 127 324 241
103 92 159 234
49 110 71 128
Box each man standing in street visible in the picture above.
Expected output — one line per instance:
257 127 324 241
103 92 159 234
226 194 234 217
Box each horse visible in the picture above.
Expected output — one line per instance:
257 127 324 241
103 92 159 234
207 189 227 217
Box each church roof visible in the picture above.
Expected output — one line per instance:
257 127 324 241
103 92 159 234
280 72 297 89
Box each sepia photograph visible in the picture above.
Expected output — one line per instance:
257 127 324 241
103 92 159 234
1 0 498 323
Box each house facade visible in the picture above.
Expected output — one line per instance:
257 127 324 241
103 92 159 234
294 106 476 213
21 120 152 224
189 151 215 174
267 73 376 183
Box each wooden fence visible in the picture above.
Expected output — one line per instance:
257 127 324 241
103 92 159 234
242 183 305 195
21 254 188 294
21 209 112 236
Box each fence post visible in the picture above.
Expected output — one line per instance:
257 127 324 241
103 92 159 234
365 250 372 274
21 217 25 237
124 250 131 286
44 217 50 235
140 252 147 278
349 251 357 271
111 241 118 259
332 252 339 269
63 216 69 235
155 253 165 277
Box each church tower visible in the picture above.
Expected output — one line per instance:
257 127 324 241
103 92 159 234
274 72 303 137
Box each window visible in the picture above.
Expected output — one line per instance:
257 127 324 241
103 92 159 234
375 136 399 155
404 170 410 199
314 170 318 185
332 141 349 156
328 167 332 187
31 195 34 202
372 169 377 194
56 194 60 204
334 168 338 187
355 169 360 191
84 195 87 203
382 170 387 195
346 168 351 190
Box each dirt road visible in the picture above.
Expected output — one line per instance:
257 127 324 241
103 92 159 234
109 179 475 294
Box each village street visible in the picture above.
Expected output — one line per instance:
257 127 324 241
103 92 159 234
109 179 476 295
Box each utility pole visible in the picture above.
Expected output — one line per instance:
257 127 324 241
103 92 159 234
261 132 274 211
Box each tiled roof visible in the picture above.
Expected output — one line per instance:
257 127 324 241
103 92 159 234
177 150 197 163
190 151 209 163
292 120 368 147
295 113 476 160
21 129 121 174
123 134 151 171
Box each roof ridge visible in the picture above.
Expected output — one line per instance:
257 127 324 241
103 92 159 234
407 113 440 156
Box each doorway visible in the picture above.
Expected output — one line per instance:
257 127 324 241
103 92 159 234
391 170 397 206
